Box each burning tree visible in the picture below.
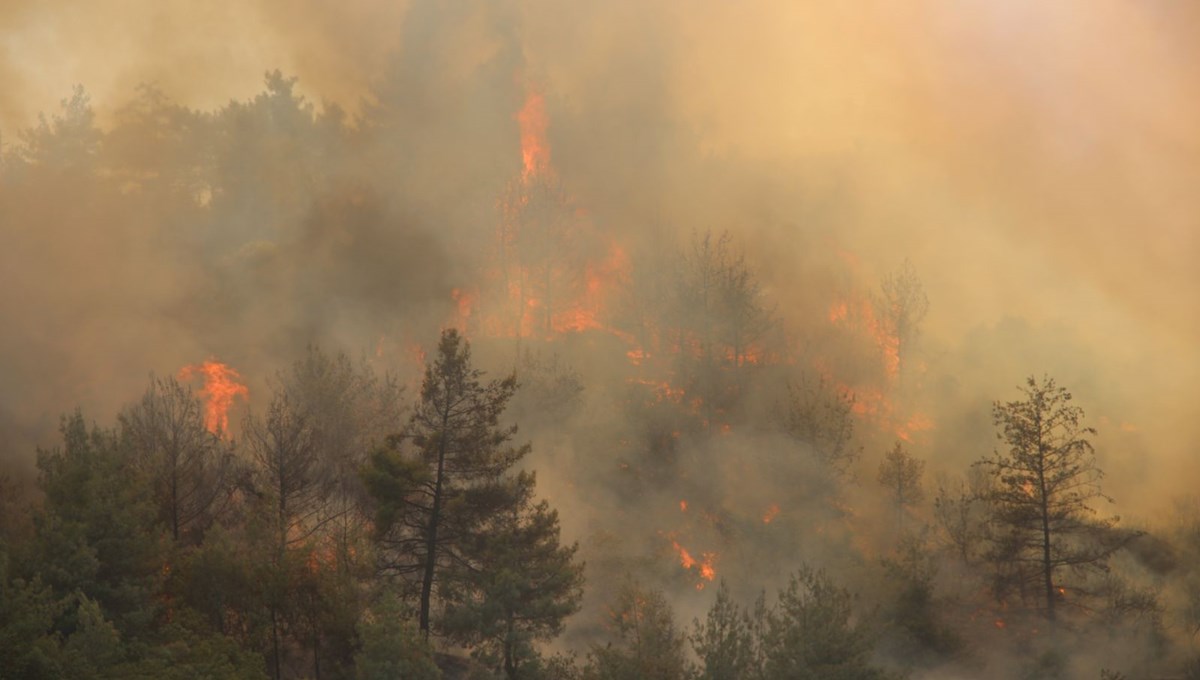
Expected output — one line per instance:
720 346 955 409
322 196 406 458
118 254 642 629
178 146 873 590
120 375 235 544
976 375 1132 623
871 259 928 383
364 328 529 637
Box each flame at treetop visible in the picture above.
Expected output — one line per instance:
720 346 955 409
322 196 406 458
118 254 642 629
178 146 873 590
451 82 632 344
517 89 550 181
178 359 249 436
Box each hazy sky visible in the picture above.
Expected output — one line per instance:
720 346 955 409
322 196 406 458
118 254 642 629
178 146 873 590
2 0 1197 509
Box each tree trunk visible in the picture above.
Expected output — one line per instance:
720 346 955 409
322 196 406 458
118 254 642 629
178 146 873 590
419 404 451 637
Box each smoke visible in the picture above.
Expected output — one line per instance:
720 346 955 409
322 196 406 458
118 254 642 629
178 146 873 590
3 0 1199 674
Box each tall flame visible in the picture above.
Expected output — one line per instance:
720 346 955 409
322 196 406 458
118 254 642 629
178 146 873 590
517 89 550 181
178 360 249 436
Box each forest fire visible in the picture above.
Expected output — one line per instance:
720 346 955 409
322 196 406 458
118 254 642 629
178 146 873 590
2 5 1188 679
452 84 634 345
668 537 717 590
177 359 249 436
517 89 550 180
827 296 899 382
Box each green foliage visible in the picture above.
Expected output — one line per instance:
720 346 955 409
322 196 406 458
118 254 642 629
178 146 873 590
879 534 961 665
354 591 441 680
0 549 69 680
365 328 529 636
61 595 123 679
690 580 761 680
583 583 690 680
760 567 888 680
443 471 584 678
33 412 163 637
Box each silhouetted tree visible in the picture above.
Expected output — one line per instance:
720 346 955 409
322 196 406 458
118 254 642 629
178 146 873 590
690 580 761 680
364 328 527 637
784 373 861 479
583 583 690 680
354 590 442 680
877 441 925 536
760 567 887 680
977 375 1131 623
443 471 584 678
121 375 235 544
872 259 928 382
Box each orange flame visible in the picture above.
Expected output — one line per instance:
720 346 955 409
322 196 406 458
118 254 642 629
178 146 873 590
827 296 899 381
178 360 249 436
680 500 688 512
518 89 550 181
763 503 780 524
671 539 697 570
697 554 716 584
450 288 476 333
668 537 717 589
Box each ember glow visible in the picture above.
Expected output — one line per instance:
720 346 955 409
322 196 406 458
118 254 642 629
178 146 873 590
763 503 780 524
178 360 249 436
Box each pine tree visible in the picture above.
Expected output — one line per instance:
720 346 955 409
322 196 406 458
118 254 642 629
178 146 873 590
583 583 690 680
690 580 760 680
121 375 235 544
443 471 584 678
877 441 925 536
364 328 528 637
977 375 1133 623
760 567 887 680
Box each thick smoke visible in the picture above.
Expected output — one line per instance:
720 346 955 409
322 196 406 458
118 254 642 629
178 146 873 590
2 0 1199 675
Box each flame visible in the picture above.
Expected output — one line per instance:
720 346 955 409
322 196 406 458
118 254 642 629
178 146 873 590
668 536 717 589
763 503 780 524
450 287 476 333
406 343 427 367
671 539 697 570
628 377 687 404
827 296 899 381
994 619 1006 629
895 411 934 442
178 360 249 436
517 89 550 181
457 84 633 345
680 500 688 512
697 554 716 584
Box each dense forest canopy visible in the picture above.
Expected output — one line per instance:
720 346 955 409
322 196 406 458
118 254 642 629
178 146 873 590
2 1 1199 678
